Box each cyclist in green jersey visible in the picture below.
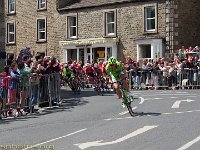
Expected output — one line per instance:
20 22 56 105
106 56 129 100
62 65 74 81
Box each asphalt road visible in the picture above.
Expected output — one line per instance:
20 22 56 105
0 88 200 150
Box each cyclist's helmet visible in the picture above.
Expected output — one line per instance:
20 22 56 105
108 56 117 65
85 63 90 67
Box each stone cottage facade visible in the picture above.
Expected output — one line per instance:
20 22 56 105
58 0 200 64
4 0 61 59
3 0 200 64
0 0 5 69
0 1 5 51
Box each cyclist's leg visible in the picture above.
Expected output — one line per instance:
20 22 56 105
121 78 129 91
120 73 129 92
111 75 122 98
113 82 122 99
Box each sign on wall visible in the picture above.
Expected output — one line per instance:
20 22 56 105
97 51 105 58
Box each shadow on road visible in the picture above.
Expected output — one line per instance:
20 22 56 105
0 87 114 124
133 112 162 117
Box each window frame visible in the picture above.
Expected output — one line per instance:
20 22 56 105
7 0 16 15
37 0 47 11
6 21 16 44
143 4 157 33
66 14 78 39
36 18 47 42
104 10 117 37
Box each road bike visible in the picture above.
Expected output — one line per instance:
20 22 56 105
118 80 135 117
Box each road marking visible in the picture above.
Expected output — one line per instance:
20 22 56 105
139 97 164 104
171 99 195 109
139 97 145 104
175 92 188 94
22 128 87 150
137 94 196 96
154 98 162 100
187 96 197 98
132 91 188 94
74 125 158 149
170 97 178 99
105 109 200 121
177 135 200 150
119 107 137 116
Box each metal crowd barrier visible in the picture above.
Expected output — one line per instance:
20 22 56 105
128 68 200 90
0 73 61 118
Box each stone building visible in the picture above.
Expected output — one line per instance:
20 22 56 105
4 0 61 59
0 0 5 70
0 1 5 50
4 0 200 64
58 0 200 63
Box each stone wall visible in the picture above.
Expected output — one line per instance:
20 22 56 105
57 0 167 61
0 0 5 50
0 1 5 70
4 0 61 59
173 0 200 50
4 0 200 62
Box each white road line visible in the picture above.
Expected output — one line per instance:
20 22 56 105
171 101 182 109
177 135 200 150
21 128 87 150
170 97 178 99
172 99 195 109
154 98 162 100
105 110 200 121
175 92 188 94
119 107 137 116
132 91 188 94
187 96 197 98
139 97 165 104
139 97 145 104
137 94 196 96
75 125 158 149
162 113 172 115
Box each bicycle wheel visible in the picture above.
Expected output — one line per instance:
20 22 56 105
126 101 135 117
123 93 135 117
95 85 103 96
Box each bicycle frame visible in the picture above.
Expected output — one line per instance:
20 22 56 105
118 80 135 117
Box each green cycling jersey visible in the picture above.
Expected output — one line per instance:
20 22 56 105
105 61 123 80
62 68 74 78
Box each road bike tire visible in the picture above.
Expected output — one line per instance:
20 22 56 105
97 87 104 96
126 101 136 117
123 93 136 117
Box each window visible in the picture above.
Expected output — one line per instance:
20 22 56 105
7 22 15 44
8 0 15 14
144 6 156 32
67 16 77 39
37 19 46 42
37 0 47 10
105 11 116 36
